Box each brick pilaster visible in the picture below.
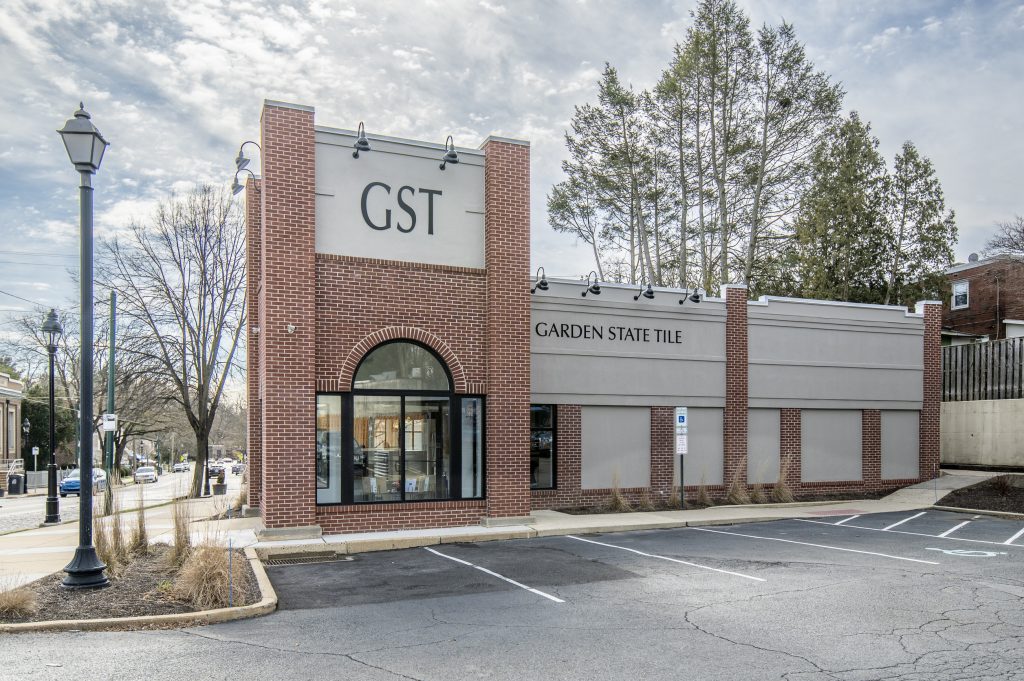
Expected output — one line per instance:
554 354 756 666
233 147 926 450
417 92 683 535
862 409 881 490
919 301 942 480
245 178 262 509
481 138 532 518
258 102 317 529
650 406 675 500
723 284 749 491
780 408 801 488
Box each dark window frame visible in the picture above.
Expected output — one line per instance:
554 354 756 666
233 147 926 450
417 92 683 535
316 340 486 506
530 404 557 490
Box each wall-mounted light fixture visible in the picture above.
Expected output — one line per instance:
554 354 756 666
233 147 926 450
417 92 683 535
678 290 702 306
531 267 549 294
439 135 459 170
634 281 655 301
235 140 261 172
231 167 258 195
286 324 296 334
581 271 601 297
251 325 260 335
352 121 371 158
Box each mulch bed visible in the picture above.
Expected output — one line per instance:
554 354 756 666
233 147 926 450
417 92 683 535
0 544 258 627
938 474 1024 514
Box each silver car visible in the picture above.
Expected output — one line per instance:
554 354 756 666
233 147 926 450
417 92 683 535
134 466 158 484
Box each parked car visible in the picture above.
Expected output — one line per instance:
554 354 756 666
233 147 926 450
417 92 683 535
59 469 107 497
207 462 224 477
172 462 190 473
231 462 245 475
134 466 158 484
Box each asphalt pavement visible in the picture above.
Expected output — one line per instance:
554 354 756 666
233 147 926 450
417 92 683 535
4 508 1024 680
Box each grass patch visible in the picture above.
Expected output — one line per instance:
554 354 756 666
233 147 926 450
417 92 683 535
0 583 37 619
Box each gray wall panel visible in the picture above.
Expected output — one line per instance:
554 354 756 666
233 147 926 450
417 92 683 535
748 409 780 484
882 411 920 479
581 406 650 489
801 410 862 482
674 407 724 487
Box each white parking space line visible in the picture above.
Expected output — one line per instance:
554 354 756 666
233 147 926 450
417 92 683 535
937 521 972 538
565 535 766 582
690 527 940 565
795 518 1024 550
423 547 565 603
883 512 927 531
1003 527 1024 546
834 515 860 526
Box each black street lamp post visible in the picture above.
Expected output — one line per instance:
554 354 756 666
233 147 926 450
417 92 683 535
43 309 63 525
22 417 30 470
57 103 109 589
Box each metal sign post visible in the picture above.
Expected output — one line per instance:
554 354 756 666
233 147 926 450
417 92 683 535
675 407 688 510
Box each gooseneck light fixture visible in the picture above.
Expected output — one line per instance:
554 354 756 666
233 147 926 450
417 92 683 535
679 290 702 305
42 308 62 525
531 267 549 294
439 135 459 170
634 281 655 301
56 102 109 589
581 271 601 297
232 168 258 196
352 121 371 158
234 140 261 172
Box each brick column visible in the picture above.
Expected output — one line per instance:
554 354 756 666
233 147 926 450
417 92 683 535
481 137 532 520
650 406 674 500
862 409 881 490
918 301 942 481
723 284 749 491
780 408 801 488
258 102 317 530
245 178 263 509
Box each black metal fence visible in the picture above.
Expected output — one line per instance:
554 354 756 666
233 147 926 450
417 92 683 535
942 337 1024 401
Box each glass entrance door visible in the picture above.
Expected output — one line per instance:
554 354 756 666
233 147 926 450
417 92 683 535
404 398 450 500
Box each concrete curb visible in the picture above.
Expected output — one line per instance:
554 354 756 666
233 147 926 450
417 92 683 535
931 505 1024 521
0 546 277 634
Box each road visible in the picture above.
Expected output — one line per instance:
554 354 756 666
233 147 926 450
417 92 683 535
0 471 213 534
4 509 1024 680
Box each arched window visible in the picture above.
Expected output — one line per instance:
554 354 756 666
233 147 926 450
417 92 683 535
316 341 484 505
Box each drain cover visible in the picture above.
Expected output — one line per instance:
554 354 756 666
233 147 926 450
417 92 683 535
264 551 352 566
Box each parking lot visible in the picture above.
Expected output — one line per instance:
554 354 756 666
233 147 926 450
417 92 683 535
5 509 1024 680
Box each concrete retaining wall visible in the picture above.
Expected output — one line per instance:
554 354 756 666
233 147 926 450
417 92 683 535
941 399 1024 468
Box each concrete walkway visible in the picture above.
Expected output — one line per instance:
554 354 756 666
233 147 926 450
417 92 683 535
0 476 244 590
0 470 998 590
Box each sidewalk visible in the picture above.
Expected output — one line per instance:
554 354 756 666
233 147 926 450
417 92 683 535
0 470 996 590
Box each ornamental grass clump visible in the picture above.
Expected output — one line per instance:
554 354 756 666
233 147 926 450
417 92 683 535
725 473 750 506
772 455 795 503
130 485 149 556
168 498 193 567
174 542 250 610
0 583 37 619
607 472 632 512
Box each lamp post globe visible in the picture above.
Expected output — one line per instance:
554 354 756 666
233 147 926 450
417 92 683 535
56 104 109 589
42 308 62 525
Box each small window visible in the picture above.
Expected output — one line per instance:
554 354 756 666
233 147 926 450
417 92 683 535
530 405 556 489
354 342 450 391
952 281 969 310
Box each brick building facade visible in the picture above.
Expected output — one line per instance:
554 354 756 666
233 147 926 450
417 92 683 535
246 100 942 536
943 256 1024 340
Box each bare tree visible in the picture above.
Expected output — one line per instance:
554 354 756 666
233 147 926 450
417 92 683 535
986 215 1024 259
99 185 246 498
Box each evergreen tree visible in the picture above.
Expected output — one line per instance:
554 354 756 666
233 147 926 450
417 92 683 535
795 113 890 302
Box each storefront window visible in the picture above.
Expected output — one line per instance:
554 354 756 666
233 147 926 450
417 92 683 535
530 405 556 489
316 395 343 504
317 340 485 505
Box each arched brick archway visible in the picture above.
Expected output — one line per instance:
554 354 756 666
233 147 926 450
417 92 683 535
340 326 469 393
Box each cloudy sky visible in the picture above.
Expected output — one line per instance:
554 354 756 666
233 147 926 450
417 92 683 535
0 0 1022 321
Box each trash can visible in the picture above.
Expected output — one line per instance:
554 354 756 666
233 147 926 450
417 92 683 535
7 473 24 495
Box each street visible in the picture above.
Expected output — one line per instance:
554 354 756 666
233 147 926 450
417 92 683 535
3 509 1024 680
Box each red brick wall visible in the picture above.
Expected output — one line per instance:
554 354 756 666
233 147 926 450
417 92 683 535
650 406 675 501
724 285 749 492
862 409 881 490
258 103 317 529
482 139 532 519
245 178 262 509
780 408 801 489
944 259 1024 339
920 302 942 480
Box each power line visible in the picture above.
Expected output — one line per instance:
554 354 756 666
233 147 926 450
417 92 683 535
0 288 39 305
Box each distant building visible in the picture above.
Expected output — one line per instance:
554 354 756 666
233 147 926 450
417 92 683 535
942 255 1024 343
0 372 25 488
